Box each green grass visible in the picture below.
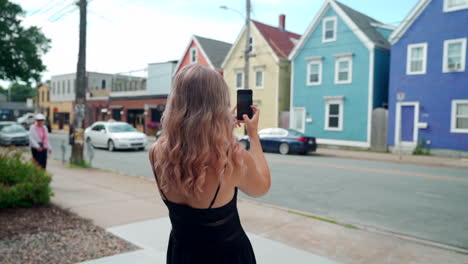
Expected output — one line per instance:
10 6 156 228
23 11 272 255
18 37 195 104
288 210 358 229
68 161 90 169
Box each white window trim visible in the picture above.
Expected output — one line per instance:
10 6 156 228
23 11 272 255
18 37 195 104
190 47 197 64
334 56 353 84
406 43 428 75
322 16 337 43
235 71 244 89
325 99 343 131
443 38 467 73
451 100 468 133
254 69 264 89
443 0 468 12
293 107 306 133
306 60 322 86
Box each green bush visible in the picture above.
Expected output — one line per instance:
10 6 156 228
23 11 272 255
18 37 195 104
0 148 53 208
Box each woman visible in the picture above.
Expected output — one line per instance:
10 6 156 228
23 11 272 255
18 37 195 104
149 64 271 263
29 113 52 169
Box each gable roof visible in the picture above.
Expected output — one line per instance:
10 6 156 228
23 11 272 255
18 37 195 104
334 1 391 49
174 35 232 74
193 35 232 70
289 0 392 60
252 20 301 59
389 0 430 45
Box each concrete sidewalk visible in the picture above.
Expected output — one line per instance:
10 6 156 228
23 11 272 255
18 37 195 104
316 148 468 169
48 159 468 264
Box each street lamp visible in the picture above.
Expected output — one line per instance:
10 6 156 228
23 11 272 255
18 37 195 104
220 1 251 90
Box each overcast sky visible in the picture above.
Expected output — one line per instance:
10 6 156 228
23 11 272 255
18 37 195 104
6 0 418 86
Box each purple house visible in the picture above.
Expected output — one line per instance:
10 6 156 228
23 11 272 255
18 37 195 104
388 0 468 156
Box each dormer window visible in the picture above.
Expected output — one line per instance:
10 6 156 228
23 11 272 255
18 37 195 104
190 47 197 63
323 17 337 42
444 0 468 12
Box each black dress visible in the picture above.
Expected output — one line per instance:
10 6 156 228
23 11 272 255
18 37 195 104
161 185 256 263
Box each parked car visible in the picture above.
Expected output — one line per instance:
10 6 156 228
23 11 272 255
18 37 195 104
0 124 29 146
0 121 17 131
84 121 147 151
238 128 317 155
17 113 35 130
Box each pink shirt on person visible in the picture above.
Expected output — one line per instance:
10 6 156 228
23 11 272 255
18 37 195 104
35 125 48 149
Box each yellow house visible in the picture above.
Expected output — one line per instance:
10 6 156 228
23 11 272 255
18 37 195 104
222 16 300 135
37 83 50 119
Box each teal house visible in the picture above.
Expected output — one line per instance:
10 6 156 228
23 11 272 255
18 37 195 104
289 0 394 148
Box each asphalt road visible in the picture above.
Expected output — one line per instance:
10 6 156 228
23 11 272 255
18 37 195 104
48 133 468 249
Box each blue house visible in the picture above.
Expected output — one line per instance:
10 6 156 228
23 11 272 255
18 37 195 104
388 0 468 155
289 0 394 148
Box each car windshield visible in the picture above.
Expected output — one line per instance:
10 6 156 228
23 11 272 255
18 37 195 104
287 129 305 137
108 124 136 133
2 125 26 133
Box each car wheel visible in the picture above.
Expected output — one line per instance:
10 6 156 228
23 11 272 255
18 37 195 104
278 143 289 155
108 140 115 152
239 140 249 150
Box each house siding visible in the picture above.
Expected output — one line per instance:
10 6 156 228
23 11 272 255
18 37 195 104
388 0 468 151
292 7 370 143
224 23 280 135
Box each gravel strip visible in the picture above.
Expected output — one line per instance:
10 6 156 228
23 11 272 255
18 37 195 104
0 204 139 264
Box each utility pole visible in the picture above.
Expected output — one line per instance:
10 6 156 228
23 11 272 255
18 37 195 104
244 0 251 90
70 0 87 165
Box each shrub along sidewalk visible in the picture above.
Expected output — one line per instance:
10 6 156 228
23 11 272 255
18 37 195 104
0 147 138 264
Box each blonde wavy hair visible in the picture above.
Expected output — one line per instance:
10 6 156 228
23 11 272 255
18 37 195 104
153 64 245 198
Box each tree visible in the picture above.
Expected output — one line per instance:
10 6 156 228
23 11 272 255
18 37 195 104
0 0 51 84
3 83 35 102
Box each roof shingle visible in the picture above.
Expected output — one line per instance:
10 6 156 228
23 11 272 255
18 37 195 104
194 35 232 70
252 20 301 59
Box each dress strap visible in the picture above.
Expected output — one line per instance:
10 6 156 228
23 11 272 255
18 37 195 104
149 144 168 201
208 183 221 209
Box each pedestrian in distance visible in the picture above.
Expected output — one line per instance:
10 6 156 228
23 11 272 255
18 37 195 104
149 64 271 264
29 113 52 169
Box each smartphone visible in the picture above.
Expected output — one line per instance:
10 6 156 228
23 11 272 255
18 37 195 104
237 89 253 121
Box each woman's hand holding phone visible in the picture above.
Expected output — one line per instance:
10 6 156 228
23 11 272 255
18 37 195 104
243 106 259 138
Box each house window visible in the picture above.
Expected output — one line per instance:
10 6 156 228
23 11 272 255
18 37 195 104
102 80 106 89
322 17 337 42
451 100 468 133
57 82 61 94
293 108 306 132
190 47 197 63
248 37 254 55
443 38 466 72
444 0 468 12
235 71 244 89
406 43 428 75
307 60 322 86
255 69 264 88
67 80 71 94
325 100 343 131
62 81 66 94
335 56 353 84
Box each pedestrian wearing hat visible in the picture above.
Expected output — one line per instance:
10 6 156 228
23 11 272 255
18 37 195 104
29 113 52 169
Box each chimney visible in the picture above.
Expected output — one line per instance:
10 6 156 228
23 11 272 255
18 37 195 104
279 14 286 32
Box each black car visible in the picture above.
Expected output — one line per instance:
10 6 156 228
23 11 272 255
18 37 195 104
238 128 317 155
0 124 29 146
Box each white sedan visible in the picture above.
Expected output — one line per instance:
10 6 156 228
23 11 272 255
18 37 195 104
84 121 148 151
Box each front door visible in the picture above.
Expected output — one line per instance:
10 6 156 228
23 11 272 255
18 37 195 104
396 102 419 147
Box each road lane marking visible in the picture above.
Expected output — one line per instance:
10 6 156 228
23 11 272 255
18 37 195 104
269 159 468 183
415 192 444 199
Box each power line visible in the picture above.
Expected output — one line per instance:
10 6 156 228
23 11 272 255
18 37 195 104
48 2 76 22
29 0 61 15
